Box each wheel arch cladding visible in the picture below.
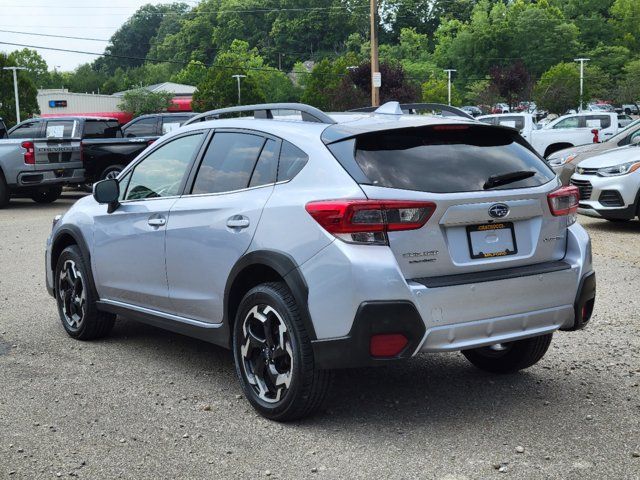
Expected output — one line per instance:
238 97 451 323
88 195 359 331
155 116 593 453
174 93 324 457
224 250 317 341
51 226 98 298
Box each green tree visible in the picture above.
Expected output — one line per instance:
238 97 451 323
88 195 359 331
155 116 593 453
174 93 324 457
8 49 49 88
533 62 580 114
465 79 501 106
611 0 640 52
172 61 209 86
422 75 461 105
0 53 39 127
192 40 269 110
96 3 190 74
118 89 175 117
616 60 640 106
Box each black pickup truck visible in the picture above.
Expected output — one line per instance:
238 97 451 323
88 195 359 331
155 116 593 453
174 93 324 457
121 112 196 138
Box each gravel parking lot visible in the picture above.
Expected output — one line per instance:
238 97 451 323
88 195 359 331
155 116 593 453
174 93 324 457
0 193 638 479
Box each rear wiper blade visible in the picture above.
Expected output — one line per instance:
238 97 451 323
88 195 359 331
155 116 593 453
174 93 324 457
483 170 536 190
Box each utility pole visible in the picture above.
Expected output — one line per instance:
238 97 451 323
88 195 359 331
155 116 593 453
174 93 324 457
574 58 590 112
3 66 27 124
444 69 456 106
370 0 380 107
231 74 246 105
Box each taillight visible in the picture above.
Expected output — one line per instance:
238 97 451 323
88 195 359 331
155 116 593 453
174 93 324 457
548 186 579 224
21 141 35 165
305 200 436 245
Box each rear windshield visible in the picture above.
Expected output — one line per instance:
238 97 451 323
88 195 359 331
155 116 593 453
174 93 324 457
83 120 122 139
333 125 554 193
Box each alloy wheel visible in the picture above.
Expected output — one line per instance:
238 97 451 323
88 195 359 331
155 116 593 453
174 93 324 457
58 260 86 330
240 304 294 403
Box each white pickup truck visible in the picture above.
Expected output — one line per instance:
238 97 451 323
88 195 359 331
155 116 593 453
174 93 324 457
478 113 608 158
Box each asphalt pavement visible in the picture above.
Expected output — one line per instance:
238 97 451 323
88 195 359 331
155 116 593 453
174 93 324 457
0 193 638 479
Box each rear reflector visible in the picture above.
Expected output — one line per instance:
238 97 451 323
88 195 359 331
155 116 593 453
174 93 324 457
548 186 579 216
305 200 436 245
21 141 35 165
370 334 408 358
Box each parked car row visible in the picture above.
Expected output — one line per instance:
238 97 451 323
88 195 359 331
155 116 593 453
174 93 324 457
0 113 195 207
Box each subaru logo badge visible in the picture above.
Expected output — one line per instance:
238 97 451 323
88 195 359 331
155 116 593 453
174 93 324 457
488 203 510 219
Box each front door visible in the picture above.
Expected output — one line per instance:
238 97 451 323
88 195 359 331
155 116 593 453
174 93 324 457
165 131 280 323
92 132 207 311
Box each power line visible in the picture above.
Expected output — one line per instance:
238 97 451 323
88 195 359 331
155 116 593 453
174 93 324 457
0 29 109 42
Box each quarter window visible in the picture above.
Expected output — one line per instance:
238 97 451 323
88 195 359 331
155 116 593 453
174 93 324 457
124 133 205 201
277 141 308 181
191 132 265 194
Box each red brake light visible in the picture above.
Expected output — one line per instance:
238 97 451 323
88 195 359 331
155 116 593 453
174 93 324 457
370 334 408 358
305 200 436 245
21 141 35 165
548 186 579 216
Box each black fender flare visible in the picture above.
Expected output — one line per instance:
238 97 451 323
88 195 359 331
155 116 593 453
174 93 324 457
224 250 317 340
51 225 99 299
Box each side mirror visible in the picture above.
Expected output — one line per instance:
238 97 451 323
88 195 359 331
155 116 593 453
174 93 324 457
93 179 120 213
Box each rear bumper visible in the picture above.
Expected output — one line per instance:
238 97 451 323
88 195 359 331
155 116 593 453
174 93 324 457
304 224 594 369
16 167 85 187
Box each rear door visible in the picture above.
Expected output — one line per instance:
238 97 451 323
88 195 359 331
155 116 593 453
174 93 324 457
330 124 564 280
165 130 280 323
584 114 614 139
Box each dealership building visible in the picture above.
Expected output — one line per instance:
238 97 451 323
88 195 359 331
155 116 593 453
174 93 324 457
37 82 196 124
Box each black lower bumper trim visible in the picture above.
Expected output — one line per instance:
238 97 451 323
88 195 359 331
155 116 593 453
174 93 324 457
311 301 426 370
412 260 571 289
562 271 596 331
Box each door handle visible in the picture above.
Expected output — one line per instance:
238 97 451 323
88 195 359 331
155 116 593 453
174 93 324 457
227 215 250 229
148 216 166 227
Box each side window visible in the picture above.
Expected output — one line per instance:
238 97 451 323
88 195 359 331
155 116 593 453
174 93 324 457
277 141 308 182
123 118 157 138
553 116 580 129
479 118 496 125
191 132 265 194
8 121 41 139
249 139 279 187
162 116 190 134
497 116 525 130
45 120 77 138
124 133 205 201
84 120 122 139
585 115 611 129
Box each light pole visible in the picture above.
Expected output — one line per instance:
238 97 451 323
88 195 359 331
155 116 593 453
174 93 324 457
3 66 27 123
574 58 590 112
370 0 380 107
444 69 456 106
231 74 247 105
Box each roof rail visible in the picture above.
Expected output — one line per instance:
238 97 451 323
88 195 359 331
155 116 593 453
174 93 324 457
349 102 475 121
183 103 336 126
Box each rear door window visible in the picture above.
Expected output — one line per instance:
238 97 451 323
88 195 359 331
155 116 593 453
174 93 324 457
496 116 525 130
337 125 554 193
84 120 122 139
45 120 77 138
585 115 611 129
191 132 266 194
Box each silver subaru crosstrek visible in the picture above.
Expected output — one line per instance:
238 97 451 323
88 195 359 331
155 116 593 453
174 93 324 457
45 102 596 421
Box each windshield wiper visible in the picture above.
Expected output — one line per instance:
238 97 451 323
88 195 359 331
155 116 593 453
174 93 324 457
483 170 536 190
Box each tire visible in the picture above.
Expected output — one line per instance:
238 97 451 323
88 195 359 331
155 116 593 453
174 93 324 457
54 245 115 340
31 185 63 204
232 282 331 421
0 172 9 209
462 334 553 374
625 108 631 115
100 165 125 181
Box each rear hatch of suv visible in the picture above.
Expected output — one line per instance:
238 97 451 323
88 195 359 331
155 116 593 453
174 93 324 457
321 123 578 282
